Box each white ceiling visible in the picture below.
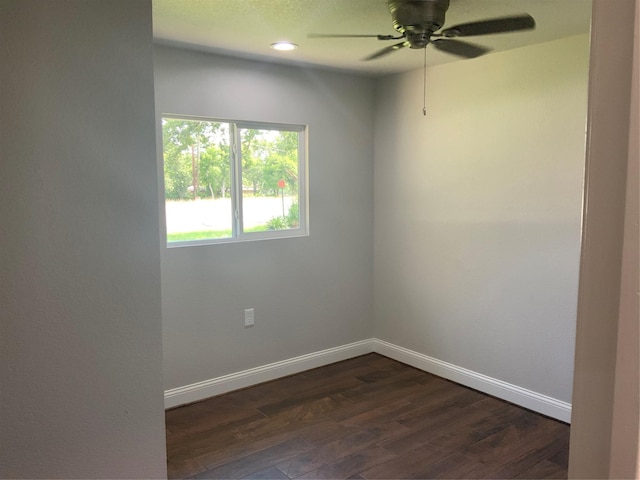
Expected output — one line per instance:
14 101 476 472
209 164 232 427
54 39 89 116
152 0 592 76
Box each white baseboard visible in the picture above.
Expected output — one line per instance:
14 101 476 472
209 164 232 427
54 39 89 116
164 339 374 409
164 338 571 423
371 339 572 423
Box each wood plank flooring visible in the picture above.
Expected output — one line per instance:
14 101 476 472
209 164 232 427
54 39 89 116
166 354 569 479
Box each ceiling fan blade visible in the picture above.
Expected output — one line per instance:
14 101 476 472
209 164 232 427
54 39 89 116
363 41 409 61
439 14 535 37
431 39 490 58
308 33 402 40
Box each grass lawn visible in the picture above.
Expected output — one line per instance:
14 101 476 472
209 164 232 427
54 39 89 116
167 225 268 242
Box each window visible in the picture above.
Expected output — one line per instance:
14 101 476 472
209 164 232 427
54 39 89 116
161 116 307 246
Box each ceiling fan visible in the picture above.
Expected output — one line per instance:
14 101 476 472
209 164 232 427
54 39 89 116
308 0 536 61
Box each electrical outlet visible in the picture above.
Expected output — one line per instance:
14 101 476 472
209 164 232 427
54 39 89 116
244 308 254 327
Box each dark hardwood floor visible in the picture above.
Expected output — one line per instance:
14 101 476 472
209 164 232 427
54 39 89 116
166 354 569 479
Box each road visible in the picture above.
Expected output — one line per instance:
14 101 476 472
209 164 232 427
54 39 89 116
165 196 295 233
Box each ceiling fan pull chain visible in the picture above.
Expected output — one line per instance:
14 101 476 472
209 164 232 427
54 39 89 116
422 46 427 116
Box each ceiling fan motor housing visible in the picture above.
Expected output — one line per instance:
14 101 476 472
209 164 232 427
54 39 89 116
387 0 450 48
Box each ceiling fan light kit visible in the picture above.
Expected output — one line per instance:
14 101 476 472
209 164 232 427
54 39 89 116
389 0 449 46
308 0 536 115
308 0 536 61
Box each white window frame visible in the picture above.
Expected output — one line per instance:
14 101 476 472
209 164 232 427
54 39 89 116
161 115 308 247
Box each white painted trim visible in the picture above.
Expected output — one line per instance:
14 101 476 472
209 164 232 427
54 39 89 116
164 339 374 409
371 339 572 423
164 338 571 423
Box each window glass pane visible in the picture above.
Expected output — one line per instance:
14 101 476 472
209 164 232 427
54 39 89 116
240 128 300 233
162 118 232 242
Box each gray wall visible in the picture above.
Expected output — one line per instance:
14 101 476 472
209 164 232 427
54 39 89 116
154 46 375 390
569 0 638 476
1 1 636 477
373 35 590 403
608 2 640 475
0 0 166 478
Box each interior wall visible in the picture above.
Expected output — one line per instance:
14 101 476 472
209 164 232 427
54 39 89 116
0 0 166 477
154 46 375 390
609 1 640 471
569 0 638 477
373 34 590 404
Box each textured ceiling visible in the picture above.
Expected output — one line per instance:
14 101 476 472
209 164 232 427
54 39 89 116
152 0 592 76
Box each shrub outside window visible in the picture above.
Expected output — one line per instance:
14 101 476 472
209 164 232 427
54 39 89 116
161 116 307 246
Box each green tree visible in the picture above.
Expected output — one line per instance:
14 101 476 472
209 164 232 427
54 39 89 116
162 119 226 200
263 152 298 196
200 143 230 198
240 128 263 195
239 129 299 196
274 130 298 157
263 130 298 196
163 147 191 199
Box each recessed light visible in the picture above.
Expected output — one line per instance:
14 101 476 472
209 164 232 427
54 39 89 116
270 42 298 51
